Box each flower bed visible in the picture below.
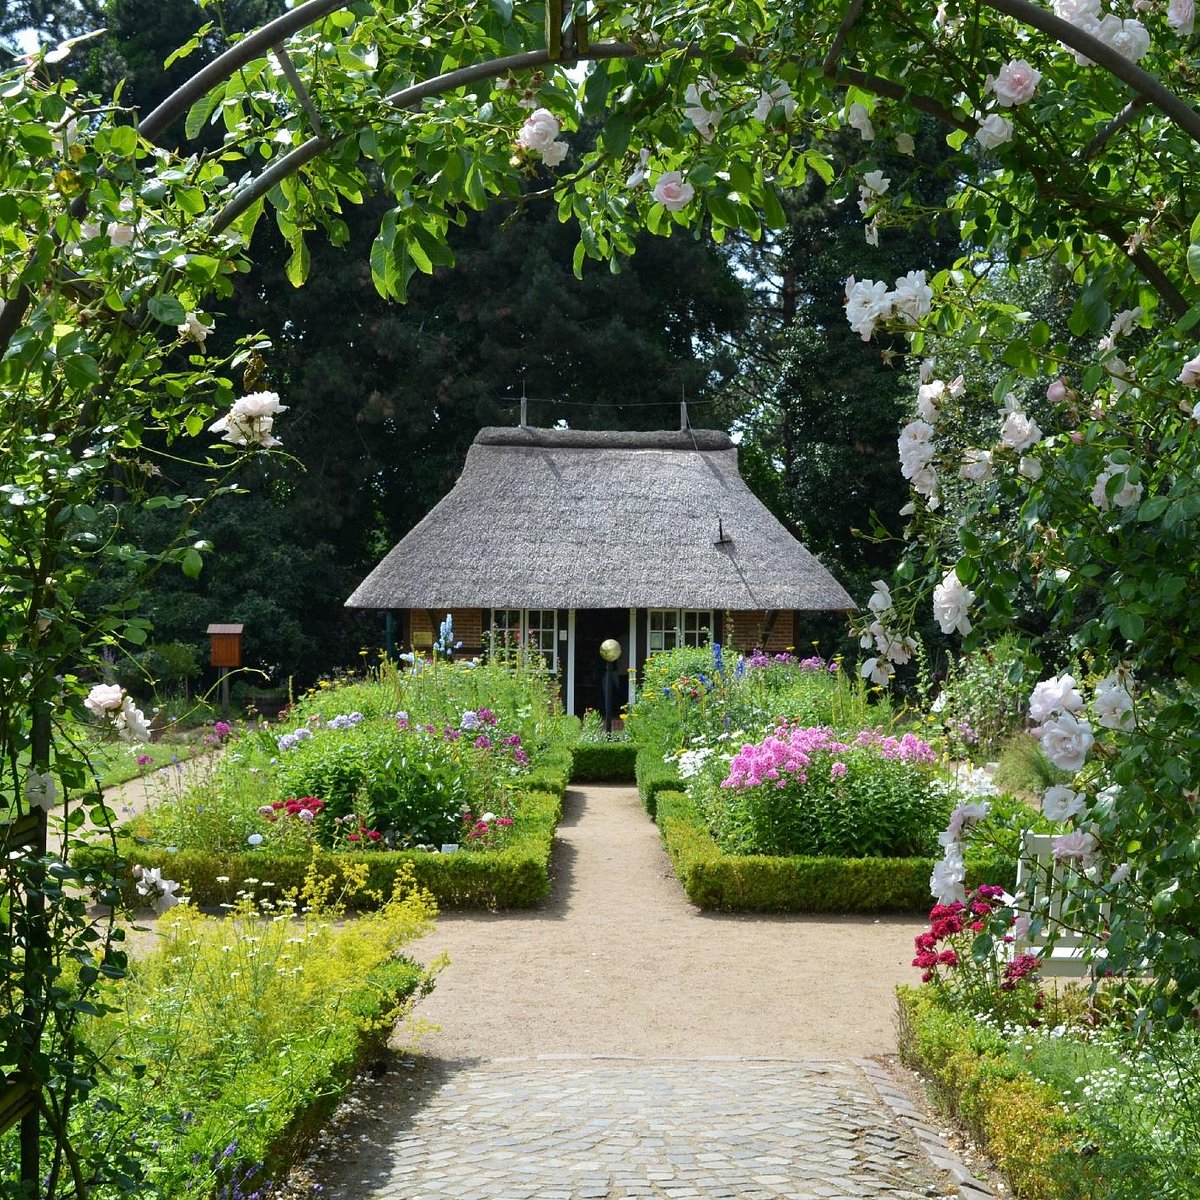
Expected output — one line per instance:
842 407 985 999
78 661 575 909
0 865 436 1197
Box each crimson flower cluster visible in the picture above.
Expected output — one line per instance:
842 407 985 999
912 884 1007 982
259 795 324 824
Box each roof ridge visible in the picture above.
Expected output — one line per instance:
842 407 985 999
474 426 734 451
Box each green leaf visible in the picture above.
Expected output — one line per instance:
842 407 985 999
1137 495 1170 523
946 129 968 150
61 354 101 390
147 294 186 326
1188 244 1200 284
760 186 786 230
1115 608 1145 643
181 548 203 579
285 236 310 288
407 235 434 275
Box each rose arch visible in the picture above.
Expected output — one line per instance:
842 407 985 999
2 0 1200 1188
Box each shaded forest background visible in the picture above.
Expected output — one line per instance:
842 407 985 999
3 1 965 698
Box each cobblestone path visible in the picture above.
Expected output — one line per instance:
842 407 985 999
321 1057 969 1200
286 786 994 1200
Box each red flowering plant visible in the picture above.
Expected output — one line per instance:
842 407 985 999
913 883 1047 1025
255 795 325 853
461 808 516 849
329 813 384 851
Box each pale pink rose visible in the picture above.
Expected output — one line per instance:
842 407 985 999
539 139 567 167
1178 352 1200 387
517 109 560 153
1052 829 1097 863
1019 456 1043 480
932 568 975 635
1011 914 1032 939
975 113 1013 149
85 683 125 715
1000 411 1041 452
1169 0 1195 34
1046 378 1070 403
989 59 1042 107
651 171 694 211
1037 712 1094 772
1109 862 1132 886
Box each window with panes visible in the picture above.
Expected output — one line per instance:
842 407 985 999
488 608 557 671
647 609 712 654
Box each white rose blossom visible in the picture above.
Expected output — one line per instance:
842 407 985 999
1042 785 1087 822
1095 15 1150 61
959 449 994 483
844 277 894 341
683 81 722 141
930 847 967 905
860 656 894 687
625 148 650 189
753 81 795 122
988 59 1042 107
1037 712 1095 771
975 113 1014 149
916 380 945 423
891 270 932 323
539 139 567 167
23 771 59 812
867 579 893 615
999 411 1042 452
178 312 212 346
846 101 874 140
898 419 935 480
1169 0 1195 34
1177 352 1200 387
932 568 975 635
134 865 183 914
116 695 152 744
1019 455 1043 480
1094 671 1135 730
1091 458 1143 511
1029 674 1084 723
210 391 287 450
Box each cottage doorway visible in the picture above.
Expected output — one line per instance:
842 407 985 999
573 608 630 720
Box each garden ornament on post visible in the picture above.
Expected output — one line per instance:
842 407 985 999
600 638 622 734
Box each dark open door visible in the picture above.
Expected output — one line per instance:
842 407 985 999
573 607 630 718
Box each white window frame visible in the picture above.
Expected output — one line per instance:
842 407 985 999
647 609 713 657
488 608 558 673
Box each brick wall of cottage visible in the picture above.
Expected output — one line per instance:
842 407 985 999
723 610 795 653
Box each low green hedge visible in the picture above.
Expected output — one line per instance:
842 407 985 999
520 744 574 797
635 747 682 816
896 987 1083 1200
75 788 563 911
570 741 638 782
655 788 1015 912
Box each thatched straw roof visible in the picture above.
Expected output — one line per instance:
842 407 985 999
346 427 854 612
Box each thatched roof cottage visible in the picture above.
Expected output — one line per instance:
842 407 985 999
346 426 854 715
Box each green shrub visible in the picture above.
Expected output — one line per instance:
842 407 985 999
655 789 1013 912
571 742 638 781
991 731 1074 796
933 635 1030 758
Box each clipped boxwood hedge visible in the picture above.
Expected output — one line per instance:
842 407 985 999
635 747 683 816
76 787 563 911
570 741 638 782
654 787 1015 912
896 986 1083 1200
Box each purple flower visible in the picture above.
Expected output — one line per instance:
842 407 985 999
473 734 493 750
213 720 231 738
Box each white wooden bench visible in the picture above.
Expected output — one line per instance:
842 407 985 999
1011 831 1110 978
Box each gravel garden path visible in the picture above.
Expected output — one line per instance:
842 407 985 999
282 784 997 1200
